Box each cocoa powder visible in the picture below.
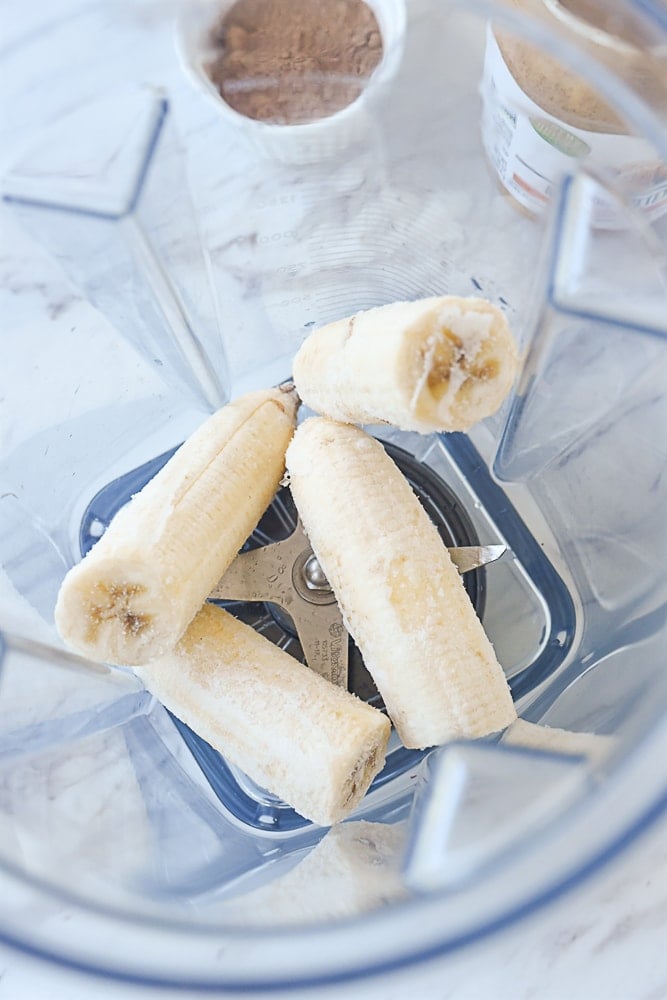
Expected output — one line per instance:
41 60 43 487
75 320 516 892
206 0 383 125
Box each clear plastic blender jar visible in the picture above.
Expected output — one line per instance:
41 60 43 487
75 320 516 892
0 0 666 991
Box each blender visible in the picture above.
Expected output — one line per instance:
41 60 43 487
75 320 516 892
0 0 666 991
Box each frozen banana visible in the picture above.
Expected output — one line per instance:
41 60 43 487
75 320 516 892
292 295 518 433
228 820 408 924
286 418 517 749
55 387 298 666
502 719 614 765
136 603 391 826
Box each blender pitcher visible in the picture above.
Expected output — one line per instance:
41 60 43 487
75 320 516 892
0 0 666 991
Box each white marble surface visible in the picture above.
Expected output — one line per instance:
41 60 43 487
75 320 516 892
2 0 667 997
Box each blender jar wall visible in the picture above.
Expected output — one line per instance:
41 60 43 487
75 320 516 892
1 88 231 600
3 88 229 414
1 0 667 990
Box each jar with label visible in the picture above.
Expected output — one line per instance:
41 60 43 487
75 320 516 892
480 0 667 227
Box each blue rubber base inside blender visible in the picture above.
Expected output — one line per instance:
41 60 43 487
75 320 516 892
79 431 575 832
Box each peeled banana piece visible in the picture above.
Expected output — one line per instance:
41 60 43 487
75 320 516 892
292 295 519 433
136 603 391 826
502 719 614 765
55 387 298 666
228 820 408 924
286 418 517 749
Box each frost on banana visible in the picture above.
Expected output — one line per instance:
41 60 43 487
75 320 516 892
292 295 519 433
136 603 391 826
55 387 298 666
286 418 517 749
502 719 614 765
228 820 407 924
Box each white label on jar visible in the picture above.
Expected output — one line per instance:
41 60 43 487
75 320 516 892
481 26 667 227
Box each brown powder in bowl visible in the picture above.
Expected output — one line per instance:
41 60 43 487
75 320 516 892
206 0 384 125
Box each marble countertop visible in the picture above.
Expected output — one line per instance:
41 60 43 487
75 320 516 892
1 0 667 996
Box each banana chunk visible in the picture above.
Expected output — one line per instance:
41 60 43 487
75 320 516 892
292 295 519 433
502 719 614 765
136 603 391 826
229 820 408 924
286 418 517 749
55 387 298 666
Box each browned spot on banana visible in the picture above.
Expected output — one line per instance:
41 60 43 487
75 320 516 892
456 359 501 402
426 360 452 394
88 582 150 638
471 359 499 381
424 333 459 401
344 744 378 805
121 610 150 636
270 395 295 416
442 327 463 350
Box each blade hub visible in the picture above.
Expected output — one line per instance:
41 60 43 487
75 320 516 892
302 554 330 591
292 547 337 605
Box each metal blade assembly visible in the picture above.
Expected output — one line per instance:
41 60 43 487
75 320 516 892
210 519 506 687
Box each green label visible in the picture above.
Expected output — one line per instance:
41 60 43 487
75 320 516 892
530 117 591 158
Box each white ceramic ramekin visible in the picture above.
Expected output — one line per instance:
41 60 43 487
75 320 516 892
175 0 406 164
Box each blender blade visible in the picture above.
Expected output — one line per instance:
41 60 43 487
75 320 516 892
210 518 506 685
